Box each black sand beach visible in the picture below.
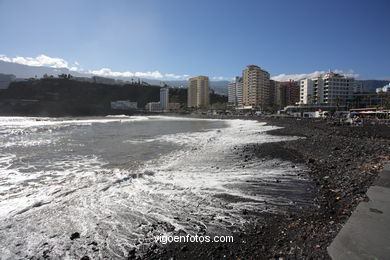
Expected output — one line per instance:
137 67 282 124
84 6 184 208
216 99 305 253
143 117 390 260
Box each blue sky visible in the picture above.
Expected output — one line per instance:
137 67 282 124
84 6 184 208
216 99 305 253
0 0 389 81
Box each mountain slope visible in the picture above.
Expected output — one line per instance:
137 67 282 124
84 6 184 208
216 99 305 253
0 60 229 94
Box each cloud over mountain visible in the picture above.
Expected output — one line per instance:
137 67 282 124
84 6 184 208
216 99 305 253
271 70 359 81
0 54 190 80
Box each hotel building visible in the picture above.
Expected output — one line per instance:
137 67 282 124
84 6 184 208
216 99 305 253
188 76 210 108
228 76 243 107
242 65 271 109
300 72 358 105
160 87 169 111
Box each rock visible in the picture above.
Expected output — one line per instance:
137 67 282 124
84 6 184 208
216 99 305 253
308 158 315 164
42 249 50 259
128 247 136 256
88 241 98 246
70 232 80 240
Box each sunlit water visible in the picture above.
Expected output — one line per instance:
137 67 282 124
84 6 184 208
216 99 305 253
0 115 314 259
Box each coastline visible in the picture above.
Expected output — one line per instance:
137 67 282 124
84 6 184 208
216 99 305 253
143 116 390 259
1 115 389 259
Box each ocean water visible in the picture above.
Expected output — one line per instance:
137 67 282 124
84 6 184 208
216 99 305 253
0 115 314 259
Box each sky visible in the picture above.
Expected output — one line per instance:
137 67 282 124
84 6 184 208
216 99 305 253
0 0 389 81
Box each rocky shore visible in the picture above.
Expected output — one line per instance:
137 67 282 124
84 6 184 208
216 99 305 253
143 117 390 259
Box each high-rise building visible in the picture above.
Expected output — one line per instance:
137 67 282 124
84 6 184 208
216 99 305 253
228 81 235 103
228 76 243 107
188 76 209 108
160 87 169 111
268 80 303 109
300 72 357 105
273 81 287 109
286 80 300 105
274 80 300 109
242 65 271 109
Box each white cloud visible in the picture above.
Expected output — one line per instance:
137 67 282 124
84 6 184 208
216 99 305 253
164 73 190 80
87 68 134 78
1 54 70 68
134 71 163 79
0 54 11 62
0 54 193 80
212 76 233 81
87 68 192 80
271 70 359 81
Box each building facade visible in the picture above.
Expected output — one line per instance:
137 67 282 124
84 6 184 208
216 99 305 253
285 80 300 105
228 76 243 107
168 103 181 111
145 102 161 112
110 100 137 110
274 81 287 109
188 76 210 108
160 87 169 111
274 80 300 109
300 72 358 105
242 65 271 109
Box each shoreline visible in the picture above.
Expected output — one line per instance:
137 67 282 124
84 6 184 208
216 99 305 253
1 115 389 259
143 116 390 259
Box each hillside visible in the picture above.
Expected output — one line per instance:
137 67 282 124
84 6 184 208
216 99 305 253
0 60 229 94
358 80 390 93
0 78 227 116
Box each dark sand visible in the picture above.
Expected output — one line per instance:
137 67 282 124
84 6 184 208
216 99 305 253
140 116 390 260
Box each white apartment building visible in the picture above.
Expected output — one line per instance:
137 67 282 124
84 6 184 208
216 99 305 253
145 102 161 112
160 87 169 111
110 100 138 110
300 72 357 105
228 76 243 107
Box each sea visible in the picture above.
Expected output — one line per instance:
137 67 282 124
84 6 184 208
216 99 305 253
0 115 315 259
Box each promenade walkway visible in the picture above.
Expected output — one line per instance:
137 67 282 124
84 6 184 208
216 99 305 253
328 163 390 259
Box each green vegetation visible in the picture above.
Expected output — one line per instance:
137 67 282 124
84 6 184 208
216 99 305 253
0 78 228 116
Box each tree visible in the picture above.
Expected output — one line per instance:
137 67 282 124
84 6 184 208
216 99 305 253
58 74 72 79
363 94 372 107
353 95 362 108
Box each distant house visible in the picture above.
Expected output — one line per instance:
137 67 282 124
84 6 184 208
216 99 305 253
110 100 138 110
145 102 161 112
168 103 180 111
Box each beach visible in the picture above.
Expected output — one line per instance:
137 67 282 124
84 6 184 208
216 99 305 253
144 116 390 259
0 115 389 259
0 116 314 259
